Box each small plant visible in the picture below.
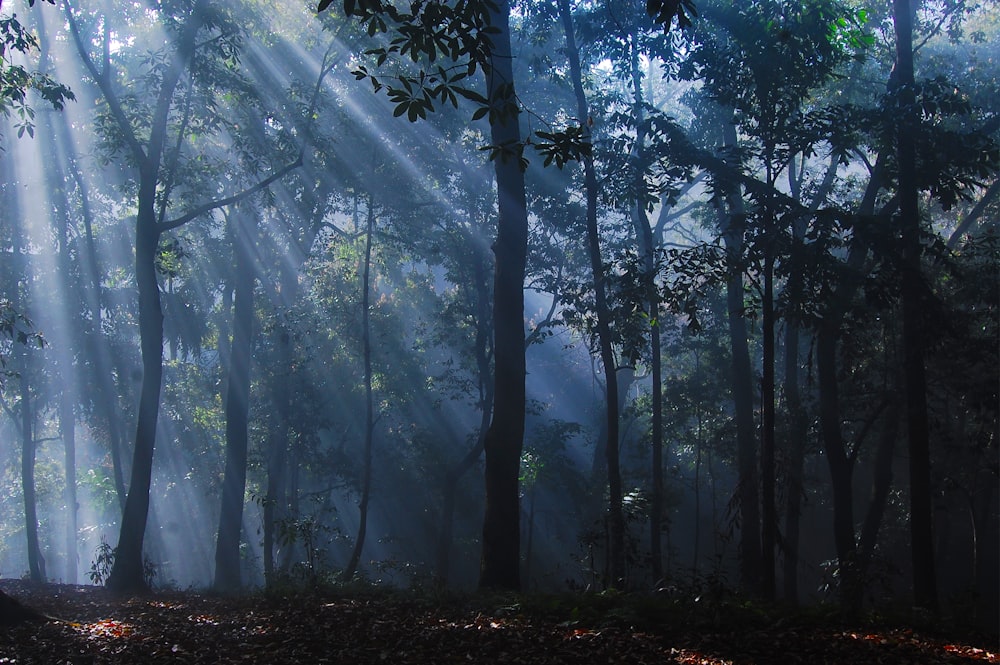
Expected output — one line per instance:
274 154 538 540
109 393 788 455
88 536 159 588
276 514 336 585
88 537 115 585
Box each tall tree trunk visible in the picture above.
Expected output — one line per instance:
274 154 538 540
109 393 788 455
436 240 492 587
342 197 377 581
7 197 45 584
817 320 859 607
61 393 78 584
627 28 665 585
107 200 164 594
892 0 938 613
479 0 529 591
781 299 808 604
77 0 206 594
557 0 624 588
213 209 256 592
20 361 45 583
720 122 761 595
856 399 899 580
35 17 80 582
760 236 776 600
264 301 293 588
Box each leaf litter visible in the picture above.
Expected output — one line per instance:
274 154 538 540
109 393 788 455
0 580 995 664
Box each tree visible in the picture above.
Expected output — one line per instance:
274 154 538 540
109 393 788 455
891 0 936 613
556 0 625 588
64 0 306 592
213 206 257 592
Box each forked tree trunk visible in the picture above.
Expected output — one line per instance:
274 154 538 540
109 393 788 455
214 210 256 592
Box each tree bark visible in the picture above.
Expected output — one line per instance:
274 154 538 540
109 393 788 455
557 0 624 588
213 209 256 592
479 0 529 591
817 320 859 606
720 122 760 595
342 197 377 581
436 239 492 587
61 392 78 584
892 0 938 613
781 275 808 604
20 362 45 583
106 199 164 594
628 29 665 585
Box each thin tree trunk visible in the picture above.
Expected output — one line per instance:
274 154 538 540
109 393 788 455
760 237 776 600
264 291 293 587
781 312 807 604
627 29 665 585
856 400 899 578
213 209 256 592
20 363 45 583
342 197 377 581
557 0 624 588
61 393 78 584
720 122 761 594
436 241 492 587
892 0 938 613
34 19 80 582
479 0 529 591
107 200 164 594
817 321 859 607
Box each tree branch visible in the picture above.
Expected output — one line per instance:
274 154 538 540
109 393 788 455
159 154 303 232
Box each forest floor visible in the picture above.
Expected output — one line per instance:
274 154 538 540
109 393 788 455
0 579 996 664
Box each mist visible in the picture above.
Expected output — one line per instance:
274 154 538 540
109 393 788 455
0 0 996 627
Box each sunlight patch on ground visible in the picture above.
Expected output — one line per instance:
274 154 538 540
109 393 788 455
669 650 734 665
843 630 1000 663
78 619 136 639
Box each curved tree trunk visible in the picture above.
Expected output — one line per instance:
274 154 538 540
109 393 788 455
106 202 164 594
557 0 624 588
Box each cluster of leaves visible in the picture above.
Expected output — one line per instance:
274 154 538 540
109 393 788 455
321 0 611 170
646 0 696 32
0 0 74 141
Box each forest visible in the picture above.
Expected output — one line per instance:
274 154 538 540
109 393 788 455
0 0 997 645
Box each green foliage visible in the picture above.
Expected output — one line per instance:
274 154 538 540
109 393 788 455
0 5 74 143
323 0 595 170
274 512 339 586
87 537 115 586
88 537 157 587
